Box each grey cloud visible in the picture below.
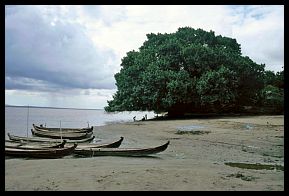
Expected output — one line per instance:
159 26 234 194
5 5 117 92
5 76 62 92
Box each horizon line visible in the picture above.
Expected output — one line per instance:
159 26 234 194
5 104 103 110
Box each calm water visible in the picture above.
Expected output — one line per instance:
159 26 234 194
5 106 155 139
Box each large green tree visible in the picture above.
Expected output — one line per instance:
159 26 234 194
105 27 266 116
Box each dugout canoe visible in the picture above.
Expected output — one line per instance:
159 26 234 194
5 140 67 149
31 128 93 140
77 137 124 149
5 143 77 159
33 124 93 133
7 133 95 143
74 141 170 157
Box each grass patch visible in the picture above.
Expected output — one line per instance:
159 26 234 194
176 130 211 135
226 172 257 181
225 162 284 171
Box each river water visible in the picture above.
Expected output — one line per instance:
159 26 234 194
5 106 155 139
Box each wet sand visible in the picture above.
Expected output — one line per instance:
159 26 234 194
5 115 284 191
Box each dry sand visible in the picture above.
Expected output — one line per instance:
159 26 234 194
5 115 284 191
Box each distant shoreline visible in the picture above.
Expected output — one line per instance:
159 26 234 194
5 105 102 111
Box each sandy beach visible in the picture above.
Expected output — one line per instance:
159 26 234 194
5 115 284 191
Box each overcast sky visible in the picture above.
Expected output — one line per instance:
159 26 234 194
5 5 284 109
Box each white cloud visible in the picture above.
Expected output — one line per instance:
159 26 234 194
231 5 284 72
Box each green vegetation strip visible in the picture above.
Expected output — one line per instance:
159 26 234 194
225 162 283 171
176 130 211 135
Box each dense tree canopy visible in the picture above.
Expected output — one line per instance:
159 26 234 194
260 69 284 113
105 27 283 116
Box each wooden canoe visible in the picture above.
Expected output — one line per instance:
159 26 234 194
31 128 93 140
74 141 170 157
7 133 95 143
5 140 67 149
77 137 124 149
5 143 77 159
33 124 93 133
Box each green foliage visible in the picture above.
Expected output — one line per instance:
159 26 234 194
260 85 284 112
255 69 284 113
105 27 271 116
264 70 277 86
274 70 284 89
196 66 238 107
263 69 284 88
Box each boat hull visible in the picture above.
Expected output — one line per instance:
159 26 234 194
7 133 95 143
5 140 67 149
74 141 170 157
33 124 93 133
5 144 77 159
77 137 124 149
31 128 92 140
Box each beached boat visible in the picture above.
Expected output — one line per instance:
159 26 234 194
7 133 95 143
74 141 170 157
77 137 124 149
5 140 67 149
33 124 93 133
5 143 77 159
31 128 93 140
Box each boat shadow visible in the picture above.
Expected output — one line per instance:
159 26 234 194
73 154 164 159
